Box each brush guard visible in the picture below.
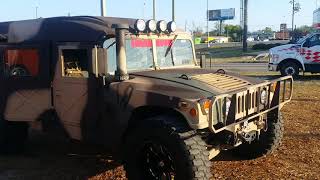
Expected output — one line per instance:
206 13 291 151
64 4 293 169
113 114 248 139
208 76 293 134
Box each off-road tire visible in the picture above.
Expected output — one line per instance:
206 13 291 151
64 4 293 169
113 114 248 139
232 112 284 159
0 119 29 154
280 62 299 77
124 117 212 180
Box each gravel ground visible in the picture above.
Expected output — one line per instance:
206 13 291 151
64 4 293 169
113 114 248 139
0 80 319 180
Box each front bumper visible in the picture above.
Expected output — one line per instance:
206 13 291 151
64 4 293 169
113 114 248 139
208 76 293 133
268 63 278 71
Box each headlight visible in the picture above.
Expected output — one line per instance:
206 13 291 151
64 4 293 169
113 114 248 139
260 89 267 105
146 20 157 32
225 98 232 117
270 54 279 63
135 19 146 32
157 20 167 32
167 21 177 32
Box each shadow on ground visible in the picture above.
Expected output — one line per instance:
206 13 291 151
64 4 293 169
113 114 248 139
0 131 124 180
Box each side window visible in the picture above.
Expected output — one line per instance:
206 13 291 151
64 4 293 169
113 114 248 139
61 49 89 78
4 49 39 77
103 38 117 74
0 50 4 77
309 35 320 47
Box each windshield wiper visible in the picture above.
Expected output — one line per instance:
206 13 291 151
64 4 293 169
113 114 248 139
165 35 179 57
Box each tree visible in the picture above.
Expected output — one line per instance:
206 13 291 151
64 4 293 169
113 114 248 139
296 25 314 34
189 22 203 37
264 27 273 34
224 25 242 42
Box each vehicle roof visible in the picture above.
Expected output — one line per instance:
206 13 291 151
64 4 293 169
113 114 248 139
0 16 187 44
0 16 137 43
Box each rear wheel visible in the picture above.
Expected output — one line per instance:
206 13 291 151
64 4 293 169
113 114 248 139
0 119 29 154
280 62 299 77
124 117 212 180
232 112 284 159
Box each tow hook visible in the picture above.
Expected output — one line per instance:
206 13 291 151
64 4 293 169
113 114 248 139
239 131 258 143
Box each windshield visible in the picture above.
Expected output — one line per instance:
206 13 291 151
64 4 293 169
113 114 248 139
157 39 194 67
103 37 194 74
297 34 313 44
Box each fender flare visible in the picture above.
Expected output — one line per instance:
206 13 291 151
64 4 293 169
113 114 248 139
278 58 305 71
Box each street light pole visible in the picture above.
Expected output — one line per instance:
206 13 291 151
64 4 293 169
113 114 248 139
153 0 156 20
101 0 106 16
35 6 38 19
172 0 175 21
243 0 248 52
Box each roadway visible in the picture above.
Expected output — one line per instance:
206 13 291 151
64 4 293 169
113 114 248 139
202 63 269 72
195 40 289 50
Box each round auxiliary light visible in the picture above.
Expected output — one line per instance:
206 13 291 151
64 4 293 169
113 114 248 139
167 21 177 32
147 20 157 32
157 20 167 32
135 19 146 32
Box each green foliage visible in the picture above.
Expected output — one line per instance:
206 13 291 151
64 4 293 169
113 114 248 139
224 25 242 42
296 25 314 34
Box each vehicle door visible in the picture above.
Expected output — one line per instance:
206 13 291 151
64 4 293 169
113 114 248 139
0 44 51 122
0 48 5 116
301 34 320 71
52 43 100 141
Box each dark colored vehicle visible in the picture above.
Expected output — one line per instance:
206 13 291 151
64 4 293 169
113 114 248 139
0 16 293 180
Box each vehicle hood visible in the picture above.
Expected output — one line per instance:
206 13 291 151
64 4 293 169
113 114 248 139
130 68 263 98
270 44 300 53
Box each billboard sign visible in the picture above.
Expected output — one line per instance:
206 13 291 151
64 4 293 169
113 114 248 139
280 24 287 32
208 8 235 21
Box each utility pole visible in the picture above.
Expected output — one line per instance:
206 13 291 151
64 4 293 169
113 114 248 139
207 0 210 48
172 0 175 21
292 0 295 31
243 0 248 52
153 0 156 19
101 0 106 16
35 6 38 19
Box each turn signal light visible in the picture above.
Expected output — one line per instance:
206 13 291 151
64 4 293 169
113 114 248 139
189 108 198 117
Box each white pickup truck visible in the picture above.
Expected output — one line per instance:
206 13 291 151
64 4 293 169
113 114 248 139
268 33 320 77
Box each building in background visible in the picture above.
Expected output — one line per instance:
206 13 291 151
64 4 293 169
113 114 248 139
313 8 320 29
275 23 290 40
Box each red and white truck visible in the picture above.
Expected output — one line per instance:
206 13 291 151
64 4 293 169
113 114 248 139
268 33 320 77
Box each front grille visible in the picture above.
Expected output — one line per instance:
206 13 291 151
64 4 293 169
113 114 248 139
235 88 266 120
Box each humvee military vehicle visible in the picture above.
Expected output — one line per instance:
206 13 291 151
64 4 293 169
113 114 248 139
0 16 293 179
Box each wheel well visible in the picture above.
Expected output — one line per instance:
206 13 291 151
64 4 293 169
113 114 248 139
278 59 303 71
122 106 188 141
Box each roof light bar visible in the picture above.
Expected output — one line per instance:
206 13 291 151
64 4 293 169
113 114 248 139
135 19 146 32
157 20 167 32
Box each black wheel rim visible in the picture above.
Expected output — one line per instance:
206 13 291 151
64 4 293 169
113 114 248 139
140 142 176 180
285 66 295 76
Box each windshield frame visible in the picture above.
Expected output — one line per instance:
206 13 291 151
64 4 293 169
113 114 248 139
125 33 197 70
297 34 314 44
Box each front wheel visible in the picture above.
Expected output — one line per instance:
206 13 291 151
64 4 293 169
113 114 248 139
124 117 212 180
280 62 299 77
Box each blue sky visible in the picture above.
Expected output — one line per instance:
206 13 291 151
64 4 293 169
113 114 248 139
0 0 317 32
